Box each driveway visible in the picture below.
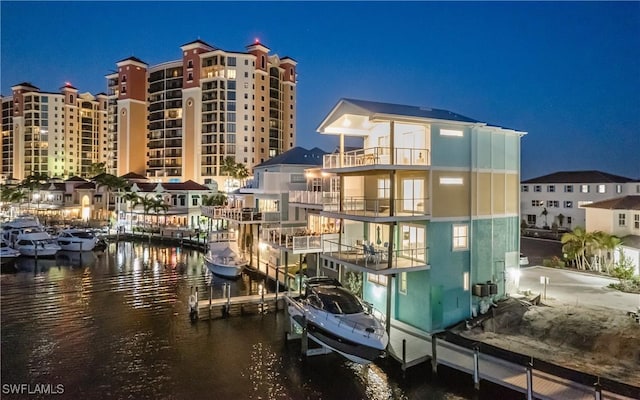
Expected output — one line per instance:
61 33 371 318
519 266 640 312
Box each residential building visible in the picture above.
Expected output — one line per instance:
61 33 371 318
106 39 297 188
1 82 108 182
584 195 640 275
520 170 638 229
312 98 524 335
202 146 326 271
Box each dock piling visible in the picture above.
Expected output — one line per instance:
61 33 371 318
402 338 407 378
594 378 601 400
526 359 533 400
473 346 480 390
431 334 438 374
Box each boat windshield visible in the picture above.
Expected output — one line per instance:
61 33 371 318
315 288 364 315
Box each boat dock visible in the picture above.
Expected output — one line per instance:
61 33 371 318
192 287 285 320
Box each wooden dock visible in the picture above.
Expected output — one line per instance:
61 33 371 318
194 292 285 320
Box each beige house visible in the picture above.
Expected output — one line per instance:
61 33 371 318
584 195 640 275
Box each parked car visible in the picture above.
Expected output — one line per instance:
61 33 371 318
520 253 529 266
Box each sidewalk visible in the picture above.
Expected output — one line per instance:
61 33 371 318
519 266 640 312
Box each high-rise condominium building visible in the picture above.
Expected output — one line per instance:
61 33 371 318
1 82 108 182
106 39 297 189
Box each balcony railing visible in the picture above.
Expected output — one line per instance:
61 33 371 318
288 191 339 206
322 239 429 273
327 196 429 217
323 147 430 169
262 227 325 252
200 206 280 222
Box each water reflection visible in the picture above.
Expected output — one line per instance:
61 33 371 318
1 241 478 400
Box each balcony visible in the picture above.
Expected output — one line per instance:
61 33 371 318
322 196 429 220
288 191 339 209
200 206 280 224
322 239 430 275
323 147 430 170
262 227 327 254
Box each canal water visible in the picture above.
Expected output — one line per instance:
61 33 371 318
1 241 512 399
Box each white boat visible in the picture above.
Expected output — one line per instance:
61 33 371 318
13 231 61 257
2 216 43 243
0 239 21 265
203 241 247 279
57 229 98 251
285 277 389 364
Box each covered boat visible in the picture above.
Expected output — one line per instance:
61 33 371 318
57 229 98 251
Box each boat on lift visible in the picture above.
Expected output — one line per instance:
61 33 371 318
285 277 388 364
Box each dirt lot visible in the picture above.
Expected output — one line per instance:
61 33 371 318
456 298 640 387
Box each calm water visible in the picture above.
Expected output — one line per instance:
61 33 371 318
1 241 510 400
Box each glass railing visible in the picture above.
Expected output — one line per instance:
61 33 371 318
322 239 429 271
200 206 280 222
329 197 430 217
262 227 338 252
288 191 339 206
323 147 430 169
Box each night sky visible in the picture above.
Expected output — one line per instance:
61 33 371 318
1 1 638 180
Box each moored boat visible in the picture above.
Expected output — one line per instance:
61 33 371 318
203 241 248 279
12 231 61 257
0 239 21 266
285 277 388 364
57 229 98 251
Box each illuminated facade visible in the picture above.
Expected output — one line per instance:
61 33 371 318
106 39 297 188
1 83 108 182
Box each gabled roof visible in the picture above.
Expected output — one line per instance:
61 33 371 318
132 180 211 192
120 172 148 181
582 195 640 210
13 82 39 90
65 176 87 182
116 56 147 65
523 170 635 184
75 182 96 190
180 39 216 50
255 146 326 168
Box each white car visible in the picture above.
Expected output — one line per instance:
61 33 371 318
519 253 529 266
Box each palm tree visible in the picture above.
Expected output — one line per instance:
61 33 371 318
540 207 549 228
234 163 250 187
94 174 128 222
593 232 622 274
138 196 156 230
220 156 237 192
122 191 140 232
561 227 593 270
150 197 170 226
1 186 27 215
87 162 107 178
19 173 49 211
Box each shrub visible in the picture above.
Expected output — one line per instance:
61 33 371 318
543 256 565 269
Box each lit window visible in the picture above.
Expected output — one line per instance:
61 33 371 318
463 272 470 291
580 185 589 193
377 178 390 198
616 184 622 194
597 185 606 193
440 129 463 137
227 69 236 79
440 177 463 185
399 272 407 295
453 224 468 250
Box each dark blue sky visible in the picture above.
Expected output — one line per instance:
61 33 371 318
2 1 639 180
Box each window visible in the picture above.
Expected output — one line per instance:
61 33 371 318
619 213 626 226
532 200 543 207
534 185 542 192
567 216 572 224
192 197 198 206
521 185 529 192
564 185 573 193
440 177 463 185
368 273 387 286
187 72 193 81
377 178 390 198
547 200 559 208
227 69 236 79
440 129 463 137
616 184 622 194
597 185 606 193
453 224 468 250
399 272 407 295
526 214 536 226
635 214 639 229
580 185 590 193
547 185 555 192
187 60 193 68
564 201 573 208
